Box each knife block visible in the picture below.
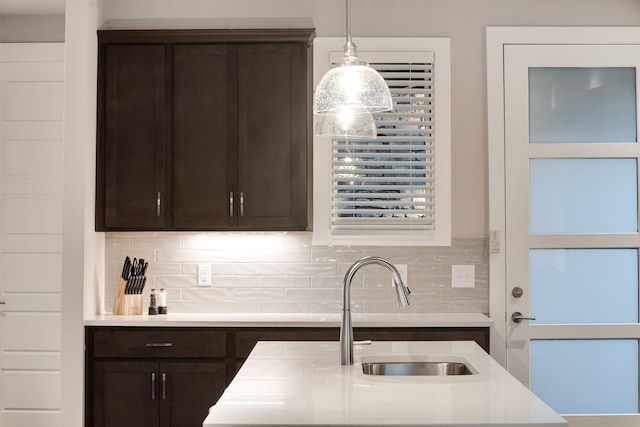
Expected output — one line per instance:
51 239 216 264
112 277 143 315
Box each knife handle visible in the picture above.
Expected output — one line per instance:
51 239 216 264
229 192 234 218
156 192 161 217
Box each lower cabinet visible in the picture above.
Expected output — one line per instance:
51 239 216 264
92 361 226 427
85 325 489 427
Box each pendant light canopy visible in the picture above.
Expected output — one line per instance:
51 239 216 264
313 0 393 117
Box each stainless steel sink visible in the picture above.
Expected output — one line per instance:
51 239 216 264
360 356 477 376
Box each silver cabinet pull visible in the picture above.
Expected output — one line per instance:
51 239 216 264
240 192 244 217
511 312 536 323
156 192 161 217
229 192 234 218
162 373 167 400
146 342 173 348
151 372 156 400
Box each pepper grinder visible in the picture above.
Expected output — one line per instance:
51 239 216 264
148 289 159 315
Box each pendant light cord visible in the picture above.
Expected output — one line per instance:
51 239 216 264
343 0 358 62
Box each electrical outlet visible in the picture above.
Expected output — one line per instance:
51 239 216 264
452 265 475 288
197 264 212 287
392 264 408 287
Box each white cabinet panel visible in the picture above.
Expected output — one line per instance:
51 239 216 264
4 81 64 121
4 313 61 351
3 253 62 292
3 195 62 234
4 138 64 177
3 371 60 409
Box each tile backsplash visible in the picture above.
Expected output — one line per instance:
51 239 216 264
103 232 488 315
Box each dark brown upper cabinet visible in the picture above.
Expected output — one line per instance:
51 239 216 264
95 29 314 231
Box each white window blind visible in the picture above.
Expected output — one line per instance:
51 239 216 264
314 38 451 247
330 52 435 235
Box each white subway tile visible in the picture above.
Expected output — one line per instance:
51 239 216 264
212 276 260 288
157 275 197 288
166 300 208 313
259 301 310 313
130 236 181 250
310 300 342 314
285 263 336 276
182 232 286 250
182 288 234 301
207 301 260 313
259 276 310 288
285 288 338 301
156 250 210 262
233 288 284 301
212 263 285 276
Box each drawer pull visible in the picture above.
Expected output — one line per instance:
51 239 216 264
146 343 173 348
151 372 156 400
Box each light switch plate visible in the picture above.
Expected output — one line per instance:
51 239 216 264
197 264 212 287
451 265 475 288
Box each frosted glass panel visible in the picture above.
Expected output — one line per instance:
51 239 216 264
531 340 639 414
529 67 637 143
530 249 638 324
529 158 637 233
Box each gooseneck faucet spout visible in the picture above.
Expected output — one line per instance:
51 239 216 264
340 256 411 365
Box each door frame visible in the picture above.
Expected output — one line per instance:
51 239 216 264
487 26 640 367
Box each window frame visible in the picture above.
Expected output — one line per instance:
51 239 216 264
312 37 451 246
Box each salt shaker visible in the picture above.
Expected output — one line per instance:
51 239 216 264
158 288 167 314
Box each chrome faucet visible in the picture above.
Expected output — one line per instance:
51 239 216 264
340 256 411 365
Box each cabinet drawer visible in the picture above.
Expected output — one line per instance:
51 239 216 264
92 328 226 358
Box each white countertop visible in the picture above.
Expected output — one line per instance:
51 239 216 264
203 341 566 427
84 312 493 328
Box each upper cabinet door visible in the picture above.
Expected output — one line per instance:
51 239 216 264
173 45 238 229
99 44 166 230
237 44 308 230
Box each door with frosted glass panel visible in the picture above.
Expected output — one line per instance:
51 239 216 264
505 44 640 426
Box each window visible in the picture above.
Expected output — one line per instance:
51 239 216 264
313 38 451 246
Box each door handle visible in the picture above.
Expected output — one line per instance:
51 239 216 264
151 372 156 400
162 373 167 400
511 312 536 324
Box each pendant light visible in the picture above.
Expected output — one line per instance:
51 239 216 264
313 0 393 116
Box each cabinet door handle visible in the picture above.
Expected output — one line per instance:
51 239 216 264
151 372 156 400
156 192 161 217
240 192 244 217
162 373 167 400
229 192 234 218
146 342 173 348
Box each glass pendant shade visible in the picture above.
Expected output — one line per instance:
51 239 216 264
313 63 393 115
314 108 376 138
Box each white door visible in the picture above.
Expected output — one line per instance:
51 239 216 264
0 44 64 427
504 43 640 426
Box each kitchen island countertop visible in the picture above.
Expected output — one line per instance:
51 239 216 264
203 340 566 427
84 312 493 328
